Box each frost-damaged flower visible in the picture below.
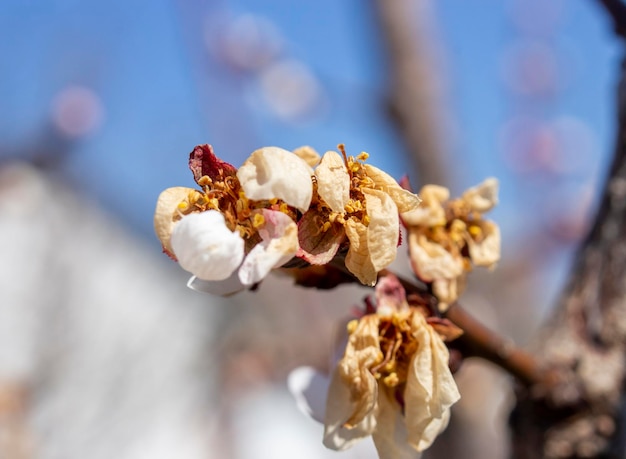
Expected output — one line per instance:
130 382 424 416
290 274 461 459
154 144 311 294
401 178 501 310
295 145 421 286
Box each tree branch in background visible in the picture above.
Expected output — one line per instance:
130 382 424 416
374 0 449 186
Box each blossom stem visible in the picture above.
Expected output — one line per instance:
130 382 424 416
377 269 555 387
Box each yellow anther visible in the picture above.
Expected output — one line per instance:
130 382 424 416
383 361 396 372
322 221 331 232
346 319 358 335
279 203 289 213
468 224 482 238
252 213 265 228
357 152 369 161
363 215 370 225
344 204 355 213
383 373 399 387
177 201 189 211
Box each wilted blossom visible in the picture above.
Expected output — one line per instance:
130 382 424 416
295 145 421 286
289 273 462 459
401 178 501 310
155 143 422 294
154 144 310 294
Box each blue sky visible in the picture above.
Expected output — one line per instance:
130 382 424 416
1 0 622 254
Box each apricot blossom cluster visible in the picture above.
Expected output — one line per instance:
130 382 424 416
154 144 421 294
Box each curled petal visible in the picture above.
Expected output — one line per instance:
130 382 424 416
408 233 464 282
238 209 299 285
186 272 245 296
237 146 313 212
288 366 330 423
293 145 321 167
404 314 460 452
338 315 381 427
364 164 422 213
364 188 400 272
154 187 196 255
401 185 449 227
345 219 377 286
461 177 499 213
467 221 501 267
316 151 350 213
323 368 377 451
188 144 237 184
297 210 345 265
171 211 245 281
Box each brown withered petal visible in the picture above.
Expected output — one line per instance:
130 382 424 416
154 187 196 255
296 210 345 265
188 144 237 184
426 317 464 342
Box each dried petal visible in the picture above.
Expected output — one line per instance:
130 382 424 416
170 210 245 281
238 209 299 285
297 210 345 265
364 188 400 272
408 233 464 282
323 368 377 451
316 151 350 213
404 313 460 452
426 317 464 342
467 221 501 267
293 145 321 168
344 219 378 286
401 185 449 227
188 144 237 184
372 387 422 459
364 164 422 213
154 187 197 255
461 177 499 213
237 146 314 212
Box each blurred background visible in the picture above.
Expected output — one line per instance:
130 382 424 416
0 0 621 458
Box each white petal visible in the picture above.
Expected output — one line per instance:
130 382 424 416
238 210 299 285
171 211 244 281
461 178 499 213
315 151 350 213
237 146 314 212
287 366 329 423
186 272 245 296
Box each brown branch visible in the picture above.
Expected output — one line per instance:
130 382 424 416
374 0 449 186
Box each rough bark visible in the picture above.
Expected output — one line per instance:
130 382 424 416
510 3 626 457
